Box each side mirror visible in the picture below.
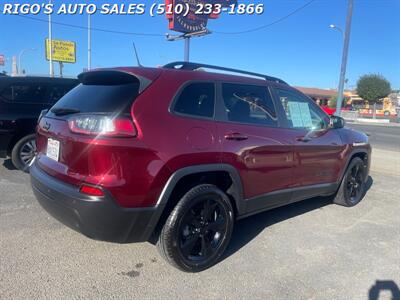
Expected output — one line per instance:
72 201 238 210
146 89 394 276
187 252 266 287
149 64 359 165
330 116 345 129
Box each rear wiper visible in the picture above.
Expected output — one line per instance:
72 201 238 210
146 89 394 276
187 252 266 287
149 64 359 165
51 107 81 116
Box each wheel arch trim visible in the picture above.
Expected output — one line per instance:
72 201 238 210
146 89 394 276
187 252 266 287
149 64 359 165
155 164 245 214
339 148 370 183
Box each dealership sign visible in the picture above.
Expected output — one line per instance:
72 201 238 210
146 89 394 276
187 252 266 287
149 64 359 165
166 0 237 33
45 39 76 63
0 54 5 66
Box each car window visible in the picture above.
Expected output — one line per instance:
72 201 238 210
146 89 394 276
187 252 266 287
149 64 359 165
221 83 277 127
173 82 215 118
52 83 139 114
276 89 328 130
1 83 48 104
46 84 77 104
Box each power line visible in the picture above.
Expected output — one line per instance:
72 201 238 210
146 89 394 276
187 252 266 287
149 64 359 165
15 0 317 37
213 0 317 35
15 15 164 37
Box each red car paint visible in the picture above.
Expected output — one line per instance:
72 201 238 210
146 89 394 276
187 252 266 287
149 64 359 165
321 105 336 116
35 65 370 211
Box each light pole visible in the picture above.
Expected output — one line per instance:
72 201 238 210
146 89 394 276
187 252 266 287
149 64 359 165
48 0 54 77
88 13 92 70
332 0 354 117
329 24 344 40
18 48 36 75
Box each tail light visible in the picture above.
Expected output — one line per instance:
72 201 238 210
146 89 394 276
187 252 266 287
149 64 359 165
68 114 137 137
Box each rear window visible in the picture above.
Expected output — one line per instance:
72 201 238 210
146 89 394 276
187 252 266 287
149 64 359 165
1 83 46 104
51 82 140 114
47 84 77 104
0 82 76 104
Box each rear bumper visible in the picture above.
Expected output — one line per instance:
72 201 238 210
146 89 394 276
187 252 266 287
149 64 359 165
30 162 163 243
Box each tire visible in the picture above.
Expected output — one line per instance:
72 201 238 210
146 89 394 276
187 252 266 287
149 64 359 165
157 184 234 272
11 134 37 173
333 157 366 207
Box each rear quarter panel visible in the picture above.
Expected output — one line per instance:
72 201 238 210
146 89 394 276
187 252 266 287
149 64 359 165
132 71 225 206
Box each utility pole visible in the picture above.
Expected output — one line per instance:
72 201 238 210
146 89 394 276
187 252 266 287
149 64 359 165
335 0 354 116
48 0 54 77
88 13 92 70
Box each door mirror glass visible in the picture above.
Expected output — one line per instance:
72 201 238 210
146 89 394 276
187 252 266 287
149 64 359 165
330 116 345 129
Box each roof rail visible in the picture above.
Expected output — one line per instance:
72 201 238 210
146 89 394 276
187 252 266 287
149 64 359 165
163 61 288 85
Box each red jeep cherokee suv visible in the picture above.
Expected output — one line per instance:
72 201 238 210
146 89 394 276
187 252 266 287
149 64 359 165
31 62 371 272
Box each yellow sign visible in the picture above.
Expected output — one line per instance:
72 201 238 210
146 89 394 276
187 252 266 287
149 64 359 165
45 39 76 63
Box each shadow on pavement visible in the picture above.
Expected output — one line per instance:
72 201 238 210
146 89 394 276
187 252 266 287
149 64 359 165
2 159 17 171
368 280 400 300
224 176 373 260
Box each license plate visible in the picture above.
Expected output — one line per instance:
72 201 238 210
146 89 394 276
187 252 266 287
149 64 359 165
47 138 60 161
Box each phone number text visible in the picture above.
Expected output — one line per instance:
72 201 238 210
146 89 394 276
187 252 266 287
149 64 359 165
1 3 265 16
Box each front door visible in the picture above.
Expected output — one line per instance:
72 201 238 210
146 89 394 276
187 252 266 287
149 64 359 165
273 88 346 194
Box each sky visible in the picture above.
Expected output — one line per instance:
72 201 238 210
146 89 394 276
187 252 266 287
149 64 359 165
0 0 399 90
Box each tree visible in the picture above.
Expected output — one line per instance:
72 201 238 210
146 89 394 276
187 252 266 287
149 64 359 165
328 94 338 108
328 94 347 108
356 74 391 104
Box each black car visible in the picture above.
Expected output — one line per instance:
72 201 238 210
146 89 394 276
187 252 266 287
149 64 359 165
0 76 78 171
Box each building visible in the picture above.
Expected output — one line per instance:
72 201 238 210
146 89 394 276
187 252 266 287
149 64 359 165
294 86 337 106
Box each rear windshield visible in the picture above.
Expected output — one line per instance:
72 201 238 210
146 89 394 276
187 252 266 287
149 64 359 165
0 81 77 105
51 82 140 114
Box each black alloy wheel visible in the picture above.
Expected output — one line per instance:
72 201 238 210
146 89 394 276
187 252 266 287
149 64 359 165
333 157 366 207
345 162 365 205
178 198 228 262
157 184 234 272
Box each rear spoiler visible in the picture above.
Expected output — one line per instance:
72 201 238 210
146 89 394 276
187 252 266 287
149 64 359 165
78 70 152 93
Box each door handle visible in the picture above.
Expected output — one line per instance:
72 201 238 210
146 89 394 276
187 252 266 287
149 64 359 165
296 136 311 143
224 132 248 141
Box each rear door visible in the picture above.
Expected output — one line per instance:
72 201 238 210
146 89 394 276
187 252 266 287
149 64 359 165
216 82 295 214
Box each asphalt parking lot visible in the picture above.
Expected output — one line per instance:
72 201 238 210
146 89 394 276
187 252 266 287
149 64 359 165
1 124 399 299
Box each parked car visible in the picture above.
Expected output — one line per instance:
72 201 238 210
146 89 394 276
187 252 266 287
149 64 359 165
30 62 371 272
320 105 336 116
0 76 78 171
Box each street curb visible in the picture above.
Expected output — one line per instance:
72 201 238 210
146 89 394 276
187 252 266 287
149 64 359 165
357 118 390 124
345 120 400 127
